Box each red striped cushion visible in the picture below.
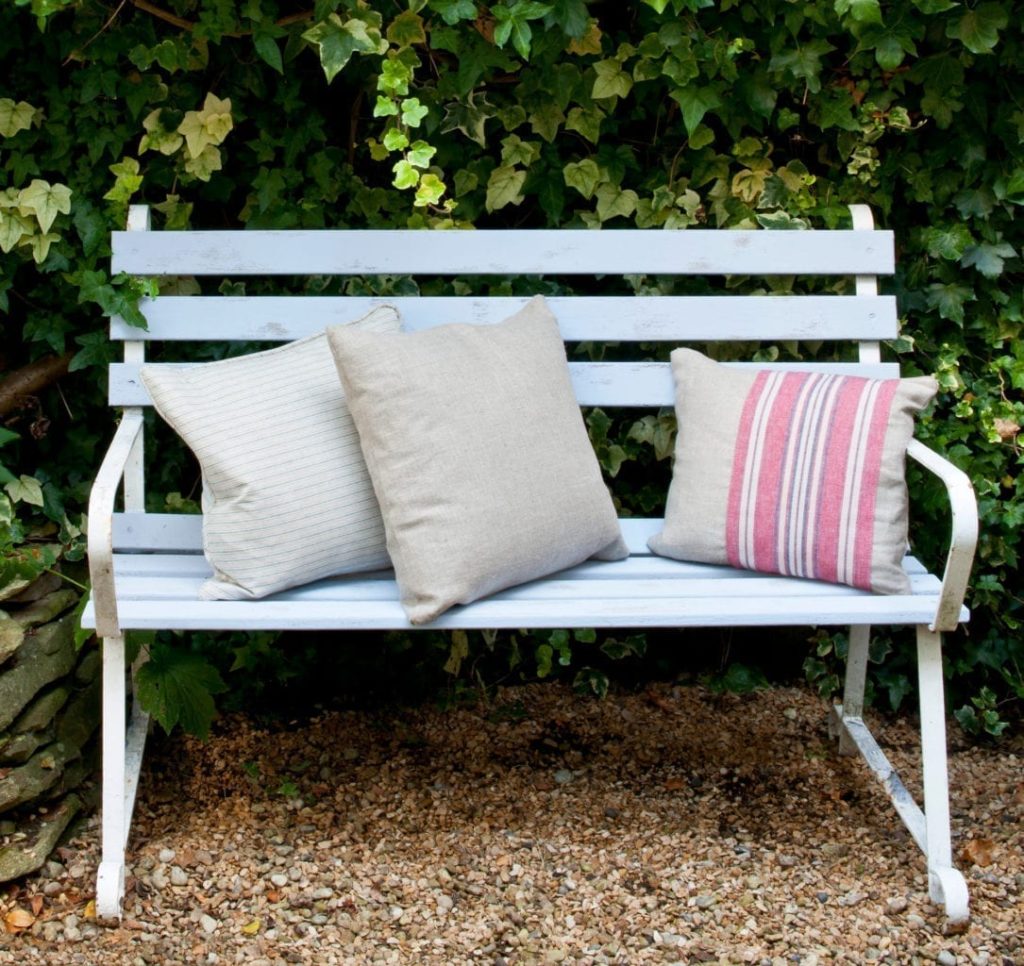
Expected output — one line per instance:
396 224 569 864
649 350 937 594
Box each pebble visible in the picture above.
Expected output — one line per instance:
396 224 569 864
270 873 289 887
694 895 715 909
170 865 189 886
887 896 908 914
938 953 957 966
150 868 169 889
199 913 217 934
158 848 176 864
908 914 927 929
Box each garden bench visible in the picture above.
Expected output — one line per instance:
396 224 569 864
82 204 977 924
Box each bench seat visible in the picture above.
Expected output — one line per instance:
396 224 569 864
84 516 961 631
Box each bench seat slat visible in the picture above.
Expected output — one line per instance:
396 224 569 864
110 295 898 342
111 229 895 277
109 360 901 408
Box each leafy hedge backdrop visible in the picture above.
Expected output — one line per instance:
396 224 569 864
1 0 1020 737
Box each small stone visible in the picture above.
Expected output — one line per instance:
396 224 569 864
43 881 62 897
63 925 82 942
816 891 830 903
270 873 289 888
938 953 957 966
170 866 188 886
777 854 798 868
604 806 620 819
200 913 217 934
554 769 573 785
887 896 909 914
695 895 715 909
907 914 927 929
158 848 176 864
150 868 169 890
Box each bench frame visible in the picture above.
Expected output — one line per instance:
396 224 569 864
85 205 977 924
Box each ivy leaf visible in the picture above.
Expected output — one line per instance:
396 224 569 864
595 183 638 222
946 3 1008 55
0 210 32 253
565 105 603 143
407 139 437 168
135 642 227 739
374 95 399 117
302 12 388 83
641 0 671 11
253 31 284 74
485 164 527 211
18 180 72 234
383 127 409 151
493 2 552 60
926 283 976 324
529 102 564 142
769 40 835 94
69 331 114 371
921 223 973 260
183 144 223 181
414 172 446 207
401 97 429 127
546 0 589 39
441 92 494 146
177 93 233 159
0 99 37 138
429 0 477 25
670 85 721 136
500 134 540 167
392 158 420 189
961 240 1017 278
387 10 427 47
5 475 44 507
139 109 184 156
563 158 602 200
23 231 60 264
592 59 633 100
835 0 882 24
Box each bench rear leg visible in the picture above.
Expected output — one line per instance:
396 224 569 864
836 624 871 755
97 635 150 919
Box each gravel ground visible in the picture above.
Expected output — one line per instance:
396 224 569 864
1 682 1021 965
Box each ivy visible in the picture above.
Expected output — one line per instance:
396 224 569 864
0 0 1021 735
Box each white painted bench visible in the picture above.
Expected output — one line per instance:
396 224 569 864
82 205 977 924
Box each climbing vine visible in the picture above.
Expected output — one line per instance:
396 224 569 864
1 0 1021 735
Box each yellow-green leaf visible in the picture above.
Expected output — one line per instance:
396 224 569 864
184 144 223 181
592 59 633 100
485 165 526 212
18 180 72 234
387 10 426 47
0 99 37 139
595 183 638 222
0 210 32 253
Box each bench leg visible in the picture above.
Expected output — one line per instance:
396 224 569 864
916 624 969 925
96 635 150 919
838 624 870 755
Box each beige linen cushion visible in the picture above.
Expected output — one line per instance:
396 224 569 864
649 349 937 595
327 296 628 624
140 306 401 600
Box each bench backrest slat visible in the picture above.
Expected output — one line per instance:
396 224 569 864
109 294 898 343
110 360 902 409
111 228 895 277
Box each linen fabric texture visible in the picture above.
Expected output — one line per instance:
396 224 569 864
327 296 628 625
140 306 401 600
649 349 937 595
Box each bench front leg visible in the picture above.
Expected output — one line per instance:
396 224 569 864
917 624 969 925
96 634 151 919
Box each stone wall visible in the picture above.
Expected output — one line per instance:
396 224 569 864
0 576 99 883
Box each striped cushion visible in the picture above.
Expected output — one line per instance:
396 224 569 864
141 306 401 600
649 349 937 594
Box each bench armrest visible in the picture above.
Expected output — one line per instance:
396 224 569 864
87 412 145 638
906 438 978 632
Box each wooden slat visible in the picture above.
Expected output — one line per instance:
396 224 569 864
81 585 946 631
112 514 661 554
109 295 898 342
109 360 900 408
111 228 895 277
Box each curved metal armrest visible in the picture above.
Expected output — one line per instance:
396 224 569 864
906 438 978 632
87 412 145 639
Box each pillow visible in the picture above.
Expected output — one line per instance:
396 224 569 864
140 306 401 600
648 349 937 594
327 296 628 624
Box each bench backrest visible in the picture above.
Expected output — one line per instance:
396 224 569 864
108 204 897 547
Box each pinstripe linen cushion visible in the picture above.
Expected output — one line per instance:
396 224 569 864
140 306 401 600
649 349 937 594
327 296 629 625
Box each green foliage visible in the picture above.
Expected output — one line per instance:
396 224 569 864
2 0 1022 736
